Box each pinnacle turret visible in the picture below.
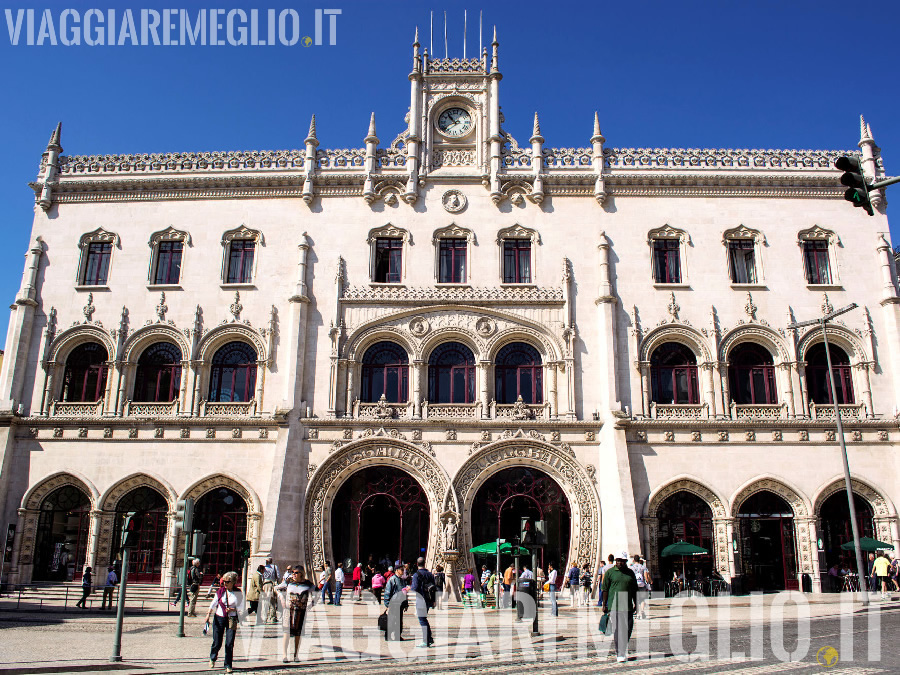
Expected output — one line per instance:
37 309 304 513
860 114 874 143
46 122 62 152
305 114 318 146
365 112 378 145
591 111 605 144
530 112 543 143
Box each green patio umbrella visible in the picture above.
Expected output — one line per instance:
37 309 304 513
661 541 709 581
469 541 530 556
840 537 894 552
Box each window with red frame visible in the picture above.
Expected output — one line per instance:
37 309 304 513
373 238 402 283
226 239 255 284
650 342 699 404
806 343 854 404
360 341 409 403
62 342 109 402
728 343 777 404
652 239 681 283
502 239 532 284
438 238 467 283
495 342 543 404
82 242 112 285
133 342 182 402
802 240 831 285
428 342 476 403
208 342 257 402
153 241 183 285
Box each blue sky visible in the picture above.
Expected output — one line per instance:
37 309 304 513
0 0 898 340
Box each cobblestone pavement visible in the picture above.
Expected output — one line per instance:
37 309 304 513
0 595 896 674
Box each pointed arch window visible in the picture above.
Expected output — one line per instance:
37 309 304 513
368 225 410 284
433 225 474 284
495 342 543 404
723 226 766 285
148 227 190 286
77 228 119 287
361 341 409 403
209 342 257 403
497 225 539 284
650 342 699 404
428 342 476 403
806 343 854 404
729 343 777 404
648 225 689 285
221 226 263 285
798 226 840 286
62 342 109 402
134 342 183 402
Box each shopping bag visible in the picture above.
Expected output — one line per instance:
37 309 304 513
599 612 612 635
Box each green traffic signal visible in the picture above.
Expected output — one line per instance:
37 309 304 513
835 155 874 216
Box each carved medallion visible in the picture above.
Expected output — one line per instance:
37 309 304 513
441 189 467 213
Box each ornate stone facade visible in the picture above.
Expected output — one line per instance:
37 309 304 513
0 32 898 596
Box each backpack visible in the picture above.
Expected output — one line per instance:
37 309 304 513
416 571 437 608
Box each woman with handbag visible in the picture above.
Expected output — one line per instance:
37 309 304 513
275 565 314 663
75 566 92 609
371 570 385 604
203 571 244 674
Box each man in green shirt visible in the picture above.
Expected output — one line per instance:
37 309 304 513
601 550 638 662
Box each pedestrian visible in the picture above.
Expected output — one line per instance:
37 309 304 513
463 568 476 597
352 562 363 601
580 563 592 605
410 556 436 648
282 565 294 583
101 565 117 610
598 554 616 606
334 562 345 605
206 574 222 598
874 552 892 599
383 565 406 641
480 565 490 590
371 569 385 604
867 553 877 592
246 564 263 617
275 565 314 663
75 566 92 608
891 555 900 592
547 563 558 616
263 558 280 623
487 569 498 607
433 564 445 609
502 564 514 609
520 563 534 580
204 571 244 674
629 555 651 619
319 561 334 605
566 561 580 606
383 565 394 583
188 558 204 617
601 551 638 663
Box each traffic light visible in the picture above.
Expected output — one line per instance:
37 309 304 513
520 517 533 545
174 498 193 532
240 540 251 560
835 156 874 216
121 512 140 549
192 531 207 559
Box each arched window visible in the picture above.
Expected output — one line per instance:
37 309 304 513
361 341 409 403
62 343 109 402
134 342 182 402
806 343 854 404
193 487 248 580
209 342 257 403
34 485 91 581
729 343 777 404
495 342 543 404
428 342 476 403
650 342 699 404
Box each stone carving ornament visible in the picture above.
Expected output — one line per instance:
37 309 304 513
474 317 496 337
409 316 430 337
441 190 467 213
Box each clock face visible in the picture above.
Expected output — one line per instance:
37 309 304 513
437 107 473 137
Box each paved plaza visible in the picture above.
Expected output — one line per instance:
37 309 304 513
0 593 897 674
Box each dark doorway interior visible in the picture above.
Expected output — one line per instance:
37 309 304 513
331 466 429 569
34 485 91 582
819 491 874 572
656 491 714 583
738 490 797 591
112 486 168 583
193 487 248 582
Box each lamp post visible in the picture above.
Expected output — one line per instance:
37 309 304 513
788 303 868 605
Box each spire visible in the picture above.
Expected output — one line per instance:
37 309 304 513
860 114 874 142
530 112 543 144
305 114 318 147
47 122 62 152
492 25 497 45
414 25 419 47
365 112 379 145
591 111 605 144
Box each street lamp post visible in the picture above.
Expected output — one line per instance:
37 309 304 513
788 303 868 605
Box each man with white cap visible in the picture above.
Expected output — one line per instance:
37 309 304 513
601 550 638 663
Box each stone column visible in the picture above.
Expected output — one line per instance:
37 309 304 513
442 551 463 602
178 360 191 415
115 362 133 417
639 362 651 418
700 362 717 418
548 362 558 419
479 360 490 418
718 363 732 418
40 362 58 415
103 361 117 416
345 361 356 417
411 360 424 418
797 362 810 419
87 510 103 572
164 511 179 593
856 363 874 418
191 360 204 416
717 517 739 588
6 509 28 585
254 360 266 414
777 362 795 418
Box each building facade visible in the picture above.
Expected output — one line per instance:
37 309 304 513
0 33 898 593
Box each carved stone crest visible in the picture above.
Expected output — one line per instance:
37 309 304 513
475 316 496 337
441 190 467 213
409 316 430 337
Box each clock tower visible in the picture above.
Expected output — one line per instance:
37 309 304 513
402 27 503 203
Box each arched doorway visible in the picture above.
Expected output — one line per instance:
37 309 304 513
656 491 714 582
470 467 571 573
34 485 91 581
194 487 248 580
331 466 429 568
738 490 798 591
112 487 168 583
819 491 874 572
